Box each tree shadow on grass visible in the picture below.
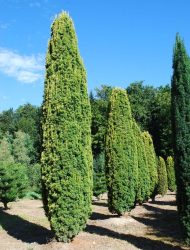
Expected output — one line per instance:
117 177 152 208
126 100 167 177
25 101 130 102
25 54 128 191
131 203 182 241
85 224 182 250
0 209 53 244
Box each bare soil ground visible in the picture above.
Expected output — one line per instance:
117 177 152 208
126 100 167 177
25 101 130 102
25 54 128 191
0 192 189 250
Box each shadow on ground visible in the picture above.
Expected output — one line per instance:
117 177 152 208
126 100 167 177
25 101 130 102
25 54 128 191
131 202 182 242
85 224 182 250
92 201 108 207
90 211 118 220
0 208 53 244
87 196 185 249
0 195 184 250
151 200 176 206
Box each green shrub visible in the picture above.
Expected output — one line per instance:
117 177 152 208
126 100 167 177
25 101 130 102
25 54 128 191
105 88 138 215
142 131 158 200
157 156 168 196
28 163 41 193
166 156 176 192
0 162 28 209
25 191 41 200
133 122 150 203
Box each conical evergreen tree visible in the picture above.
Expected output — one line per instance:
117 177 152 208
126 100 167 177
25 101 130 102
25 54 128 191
133 121 150 203
142 131 158 200
157 156 168 196
171 34 190 244
41 12 92 242
105 88 138 215
166 156 176 192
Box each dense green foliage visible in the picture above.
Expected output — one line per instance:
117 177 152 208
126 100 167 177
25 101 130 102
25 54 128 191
93 152 107 198
0 133 40 196
12 131 33 165
0 136 14 163
133 122 150 203
142 131 158 200
90 83 172 161
90 87 112 198
90 85 112 157
0 106 41 195
105 88 137 215
171 34 190 244
0 82 171 194
41 12 92 242
127 82 172 158
0 162 28 209
0 104 41 163
166 156 176 192
149 86 172 157
127 82 156 130
90 84 169 203
28 163 41 194
14 104 41 162
157 156 168 196
0 109 15 137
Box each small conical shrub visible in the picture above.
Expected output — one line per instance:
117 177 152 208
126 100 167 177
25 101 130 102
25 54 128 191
157 156 168 196
133 121 150 203
41 12 92 242
142 131 158 200
0 162 28 209
166 156 176 192
105 88 138 215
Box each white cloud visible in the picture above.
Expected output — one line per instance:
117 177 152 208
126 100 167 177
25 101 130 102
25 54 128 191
0 48 44 84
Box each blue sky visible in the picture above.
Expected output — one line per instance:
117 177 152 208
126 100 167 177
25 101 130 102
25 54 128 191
0 0 190 111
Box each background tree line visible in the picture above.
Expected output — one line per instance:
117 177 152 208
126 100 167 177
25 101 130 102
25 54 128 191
0 104 42 206
0 82 172 200
90 82 172 197
91 82 172 159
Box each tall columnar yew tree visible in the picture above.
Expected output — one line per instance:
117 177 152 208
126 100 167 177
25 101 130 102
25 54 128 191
105 88 138 215
166 156 176 192
133 122 150 203
41 12 92 242
171 34 190 244
157 156 168 196
142 131 158 200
